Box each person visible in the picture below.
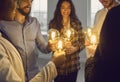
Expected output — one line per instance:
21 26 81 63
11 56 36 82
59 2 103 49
93 0 119 42
49 0 85 82
0 0 52 81
85 0 119 82
86 0 119 58
0 0 17 21
117 0 120 3
86 4 120 82
0 32 66 82
0 0 66 82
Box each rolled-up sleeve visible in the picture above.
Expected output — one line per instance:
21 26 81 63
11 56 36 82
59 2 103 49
30 61 57 82
0 53 22 82
35 20 50 53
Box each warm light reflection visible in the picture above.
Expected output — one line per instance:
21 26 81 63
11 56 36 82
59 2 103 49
52 37 65 58
66 29 71 39
57 39 63 51
48 28 60 41
87 28 92 37
63 28 74 41
51 31 56 40
90 34 97 45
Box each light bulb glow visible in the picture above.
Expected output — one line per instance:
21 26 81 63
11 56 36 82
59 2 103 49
48 28 60 41
67 29 71 39
57 40 63 50
87 28 92 37
51 31 56 40
90 34 97 45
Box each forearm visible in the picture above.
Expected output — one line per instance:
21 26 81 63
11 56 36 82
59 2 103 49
30 61 57 82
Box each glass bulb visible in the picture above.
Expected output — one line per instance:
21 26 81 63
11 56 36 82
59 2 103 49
48 28 60 41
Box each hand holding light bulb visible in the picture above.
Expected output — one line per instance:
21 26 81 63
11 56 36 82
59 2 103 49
48 29 60 51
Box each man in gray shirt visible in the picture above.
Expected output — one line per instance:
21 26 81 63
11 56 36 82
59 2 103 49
0 0 51 81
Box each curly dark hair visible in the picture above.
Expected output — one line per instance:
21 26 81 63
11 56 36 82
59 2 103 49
49 0 82 31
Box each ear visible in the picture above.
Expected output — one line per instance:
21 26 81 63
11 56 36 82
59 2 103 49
16 0 20 9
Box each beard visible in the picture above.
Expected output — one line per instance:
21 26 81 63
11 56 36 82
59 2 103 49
17 6 31 17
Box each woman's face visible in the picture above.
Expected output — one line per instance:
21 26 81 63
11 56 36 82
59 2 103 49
60 1 71 18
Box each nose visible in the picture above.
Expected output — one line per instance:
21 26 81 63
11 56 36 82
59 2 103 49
64 8 69 12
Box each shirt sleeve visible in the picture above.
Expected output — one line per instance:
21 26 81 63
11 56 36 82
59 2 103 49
0 53 22 82
35 19 50 53
30 61 57 82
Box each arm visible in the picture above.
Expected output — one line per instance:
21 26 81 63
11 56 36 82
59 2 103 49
30 49 66 82
0 35 26 82
0 53 22 82
35 19 50 53
30 61 57 82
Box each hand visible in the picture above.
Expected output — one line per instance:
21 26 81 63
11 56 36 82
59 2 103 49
52 51 66 67
65 41 72 48
48 40 57 52
85 39 91 46
86 45 97 58
65 45 79 55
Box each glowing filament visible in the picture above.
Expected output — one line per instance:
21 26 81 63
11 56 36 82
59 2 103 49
67 29 71 39
87 28 92 37
90 34 97 45
57 40 63 50
51 31 56 40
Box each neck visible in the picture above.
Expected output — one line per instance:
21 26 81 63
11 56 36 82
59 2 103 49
62 17 70 28
15 11 26 24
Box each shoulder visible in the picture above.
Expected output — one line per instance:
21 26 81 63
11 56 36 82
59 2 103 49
107 5 120 16
104 5 120 23
27 16 39 24
104 5 120 29
96 8 107 15
0 20 16 28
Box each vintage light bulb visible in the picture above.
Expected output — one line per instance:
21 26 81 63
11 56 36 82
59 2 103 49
48 28 60 41
87 28 92 37
63 28 74 41
56 37 65 52
57 39 63 51
66 29 71 39
53 37 65 57
90 34 97 45
51 31 56 40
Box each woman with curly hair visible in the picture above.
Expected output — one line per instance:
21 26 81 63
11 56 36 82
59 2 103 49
49 0 85 82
